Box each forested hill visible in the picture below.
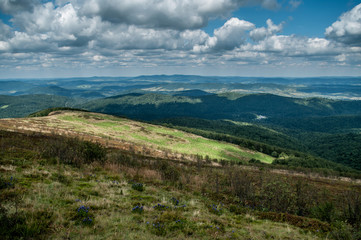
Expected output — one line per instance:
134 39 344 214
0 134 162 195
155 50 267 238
80 93 361 121
0 94 74 118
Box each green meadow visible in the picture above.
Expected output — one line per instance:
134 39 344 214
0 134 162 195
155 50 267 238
56 112 273 163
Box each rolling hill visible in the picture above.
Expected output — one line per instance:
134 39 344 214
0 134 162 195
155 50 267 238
0 94 74 118
78 93 361 171
2 91 361 172
0 110 273 164
80 93 361 121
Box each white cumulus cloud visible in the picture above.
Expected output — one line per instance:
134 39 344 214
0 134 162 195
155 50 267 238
194 18 254 52
80 0 237 30
325 3 361 46
250 19 284 41
79 0 283 30
0 0 37 14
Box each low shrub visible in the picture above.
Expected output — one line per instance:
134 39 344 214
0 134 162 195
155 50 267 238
257 212 331 232
41 137 106 167
131 183 144 192
0 207 53 240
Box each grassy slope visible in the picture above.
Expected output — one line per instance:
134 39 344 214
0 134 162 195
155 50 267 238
0 131 323 240
0 110 273 163
1 162 322 240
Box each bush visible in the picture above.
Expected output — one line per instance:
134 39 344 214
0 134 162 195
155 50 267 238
331 221 353 240
131 183 145 192
147 211 192 236
310 202 335 223
41 137 106 167
258 180 296 213
257 212 331 232
229 204 247 215
0 207 53 240
156 160 180 183
342 190 361 229
228 170 254 205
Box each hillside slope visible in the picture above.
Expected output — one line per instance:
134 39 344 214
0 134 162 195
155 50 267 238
0 130 334 240
0 110 273 164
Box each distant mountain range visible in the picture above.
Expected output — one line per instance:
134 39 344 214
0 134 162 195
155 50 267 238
1 75 361 99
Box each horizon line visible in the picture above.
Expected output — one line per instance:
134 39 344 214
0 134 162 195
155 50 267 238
1 74 361 80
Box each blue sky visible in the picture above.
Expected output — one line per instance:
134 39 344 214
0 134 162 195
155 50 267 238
0 0 361 78
202 1 359 37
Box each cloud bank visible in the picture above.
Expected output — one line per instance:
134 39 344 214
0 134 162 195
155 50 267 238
0 0 360 77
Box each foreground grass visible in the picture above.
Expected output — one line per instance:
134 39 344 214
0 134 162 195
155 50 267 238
0 131 324 239
1 162 320 240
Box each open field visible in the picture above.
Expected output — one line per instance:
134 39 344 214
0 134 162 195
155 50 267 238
0 110 273 163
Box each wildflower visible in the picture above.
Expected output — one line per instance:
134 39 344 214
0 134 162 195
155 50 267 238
132 205 144 213
171 197 180 206
153 203 167 210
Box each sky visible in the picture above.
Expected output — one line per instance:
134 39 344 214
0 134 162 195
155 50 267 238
0 0 361 78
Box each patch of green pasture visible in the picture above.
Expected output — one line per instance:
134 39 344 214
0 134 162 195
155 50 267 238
56 113 272 163
0 105 9 109
58 115 88 123
93 121 131 131
142 127 268 162
145 126 186 138
169 137 240 161
58 114 130 132
131 133 156 143
252 153 274 163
